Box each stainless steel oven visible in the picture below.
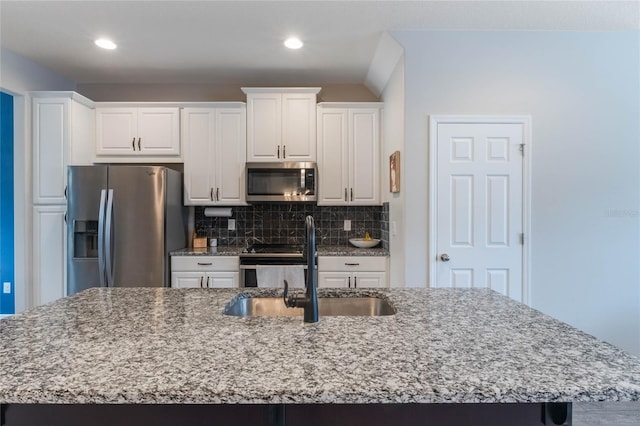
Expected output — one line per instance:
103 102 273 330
240 244 314 287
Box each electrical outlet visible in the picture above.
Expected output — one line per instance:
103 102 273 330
228 219 236 231
3 282 10 294
344 220 351 231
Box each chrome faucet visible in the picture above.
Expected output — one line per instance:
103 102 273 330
283 215 318 323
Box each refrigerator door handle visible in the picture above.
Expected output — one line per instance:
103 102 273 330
98 189 107 287
105 189 115 287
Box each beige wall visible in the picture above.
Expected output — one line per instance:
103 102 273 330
76 83 378 102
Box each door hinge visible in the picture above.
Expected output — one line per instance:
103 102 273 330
519 233 525 245
519 144 525 155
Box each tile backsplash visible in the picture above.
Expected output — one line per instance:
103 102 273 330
195 202 389 249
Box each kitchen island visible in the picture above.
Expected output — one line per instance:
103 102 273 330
1 287 639 425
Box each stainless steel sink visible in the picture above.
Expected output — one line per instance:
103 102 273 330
224 297 396 317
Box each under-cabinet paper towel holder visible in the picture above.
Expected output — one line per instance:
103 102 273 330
204 208 233 217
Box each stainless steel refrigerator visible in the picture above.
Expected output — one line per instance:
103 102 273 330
67 165 186 295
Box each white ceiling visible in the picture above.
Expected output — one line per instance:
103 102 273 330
1 0 638 86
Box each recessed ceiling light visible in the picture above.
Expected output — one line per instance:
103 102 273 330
94 38 117 50
284 37 303 49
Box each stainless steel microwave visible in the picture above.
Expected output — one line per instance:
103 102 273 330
246 162 317 202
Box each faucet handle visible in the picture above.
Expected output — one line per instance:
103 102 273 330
283 280 293 307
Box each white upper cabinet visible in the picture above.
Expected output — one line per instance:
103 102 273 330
317 103 382 206
182 104 246 206
32 92 95 205
95 106 180 157
243 88 320 162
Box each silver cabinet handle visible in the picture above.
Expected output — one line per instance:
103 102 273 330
197 262 212 266
440 254 450 262
345 263 360 266
132 137 136 151
137 138 141 151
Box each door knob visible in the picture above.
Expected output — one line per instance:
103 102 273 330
440 254 450 262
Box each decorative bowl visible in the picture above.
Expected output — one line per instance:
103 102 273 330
349 238 381 248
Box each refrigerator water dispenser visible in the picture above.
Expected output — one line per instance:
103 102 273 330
73 220 98 259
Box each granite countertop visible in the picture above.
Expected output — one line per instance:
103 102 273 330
1 287 639 404
171 246 389 256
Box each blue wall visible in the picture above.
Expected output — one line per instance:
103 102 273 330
0 91 15 314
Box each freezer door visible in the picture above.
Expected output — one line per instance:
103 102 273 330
67 166 108 295
108 166 167 287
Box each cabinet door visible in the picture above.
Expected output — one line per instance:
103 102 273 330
317 108 349 206
215 108 246 205
137 108 180 155
33 98 69 204
247 94 281 161
207 272 238 288
353 272 387 288
350 109 380 205
96 108 137 155
318 272 350 288
183 109 215 205
33 205 66 305
171 271 206 288
282 93 316 161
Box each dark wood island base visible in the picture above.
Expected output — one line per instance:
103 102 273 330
1 402 572 426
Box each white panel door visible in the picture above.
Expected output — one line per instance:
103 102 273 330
33 205 66 305
317 108 349 205
353 272 387 288
282 93 316 161
171 272 205 288
96 108 137 155
435 121 523 301
183 109 215 204
136 108 180 155
32 98 68 204
318 272 350 288
350 109 380 205
246 94 281 161
207 272 238 288
216 108 246 205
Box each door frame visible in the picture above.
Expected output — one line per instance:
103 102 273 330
428 115 532 304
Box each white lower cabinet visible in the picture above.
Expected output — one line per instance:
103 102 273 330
171 256 239 288
317 256 388 289
33 205 67 305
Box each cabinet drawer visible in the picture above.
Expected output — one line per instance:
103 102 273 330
318 256 387 272
171 256 239 271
